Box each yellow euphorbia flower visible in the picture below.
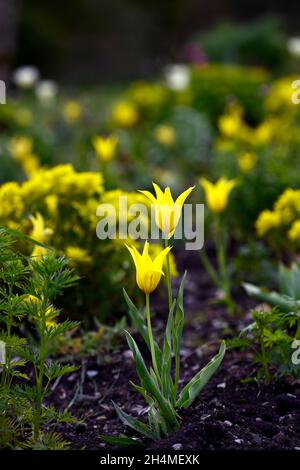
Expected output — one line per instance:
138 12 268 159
112 101 138 127
238 152 257 173
29 213 53 257
63 100 82 123
255 210 281 237
288 220 300 242
139 183 194 237
92 135 118 162
200 177 237 213
155 125 176 146
125 241 171 294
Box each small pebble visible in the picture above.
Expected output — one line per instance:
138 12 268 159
172 443 182 450
224 420 232 427
256 417 262 422
123 349 133 359
86 370 98 378
234 438 243 444
217 382 226 389
295 447 300 451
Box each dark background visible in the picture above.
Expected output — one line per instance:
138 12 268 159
0 0 299 83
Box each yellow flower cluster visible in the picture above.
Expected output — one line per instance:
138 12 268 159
256 188 300 244
0 164 104 257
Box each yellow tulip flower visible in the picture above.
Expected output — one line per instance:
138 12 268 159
139 183 194 237
92 135 118 162
200 177 237 213
29 213 53 257
125 241 171 294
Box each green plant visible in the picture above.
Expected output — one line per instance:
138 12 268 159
0 227 80 449
230 307 299 384
231 263 300 383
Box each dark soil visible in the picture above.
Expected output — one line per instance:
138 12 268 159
47 249 300 450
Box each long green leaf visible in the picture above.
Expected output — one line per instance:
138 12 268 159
161 300 176 400
124 330 179 431
100 434 142 447
173 272 186 398
243 282 300 313
112 402 157 439
176 341 226 409
3 226 54 251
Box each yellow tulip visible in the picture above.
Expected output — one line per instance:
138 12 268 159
125 241 171 294
139 183 194 237
200 177 237 213
92 135 118 162
29 213 53 257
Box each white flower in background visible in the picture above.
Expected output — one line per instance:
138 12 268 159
164 64 191 91
0 340 6 364
35 80 58 102
287 37 300 57
13 66 40 89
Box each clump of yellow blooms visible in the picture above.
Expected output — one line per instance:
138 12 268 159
155 124 176 146
238 152 258 173
256 210 281 237
63 100 82 123
112 101 138 127
92 134 118 162
256 188 300 248
0 181 24 222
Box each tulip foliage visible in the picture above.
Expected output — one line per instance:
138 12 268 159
107 184 226 442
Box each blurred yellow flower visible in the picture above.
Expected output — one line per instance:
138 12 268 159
155 125 176 146
200 177 237 213
8 136 33 159
66 246 92 264
112 101 138 127
125 240 171 294
29 213 53 257
139 182 194 237
92 135 118 162
256 210 281 237
63 100 82 123
45 194 59 217
218 106 243 139
288 220 300 242
238 152 257 173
